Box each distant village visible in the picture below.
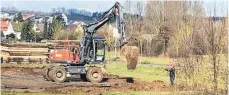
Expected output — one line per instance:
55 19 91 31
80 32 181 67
0 11 88 41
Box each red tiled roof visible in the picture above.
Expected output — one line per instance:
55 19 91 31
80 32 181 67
0 21 8 28
0 21 9 31
23 14 34 20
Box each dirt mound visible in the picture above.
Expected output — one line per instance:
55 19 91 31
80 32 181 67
121 46 139 70
44 75 171 95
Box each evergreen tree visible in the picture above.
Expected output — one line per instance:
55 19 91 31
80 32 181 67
50 17 62 40
56 15 66 27
21 20 35 41
43 20 49 39
48 22 53 40
14 12 23 22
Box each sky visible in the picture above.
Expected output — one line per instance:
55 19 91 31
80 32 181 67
1 0 228 17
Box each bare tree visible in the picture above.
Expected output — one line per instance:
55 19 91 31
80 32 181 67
204 1 228 93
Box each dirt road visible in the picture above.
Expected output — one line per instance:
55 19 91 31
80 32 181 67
1 67 178 94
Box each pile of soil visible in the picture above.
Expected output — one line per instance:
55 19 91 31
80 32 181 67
120 46 139 70
44 77 171 95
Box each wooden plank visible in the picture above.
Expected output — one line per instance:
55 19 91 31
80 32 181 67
9 52 31 54
0 46 9 50
2 49 48 52
7 56 48 58
1 46 48 51
49 40 80 42
7 48 48 50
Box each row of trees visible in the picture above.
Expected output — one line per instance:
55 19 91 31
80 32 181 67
124 1 227 57
123 1 227 94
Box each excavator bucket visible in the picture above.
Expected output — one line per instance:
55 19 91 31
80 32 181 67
120 46 139 70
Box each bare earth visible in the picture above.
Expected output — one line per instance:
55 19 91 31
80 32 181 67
1 67 188 94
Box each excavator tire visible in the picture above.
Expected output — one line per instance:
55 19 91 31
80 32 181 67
86 67 104 83
42 66 52 81
49 66 67 83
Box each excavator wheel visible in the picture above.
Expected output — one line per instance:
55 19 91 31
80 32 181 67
49 66 67 83
86 67 104 83
42 65 52 81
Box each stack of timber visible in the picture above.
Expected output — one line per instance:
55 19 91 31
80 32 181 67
1 44 49 63
1 41 80 63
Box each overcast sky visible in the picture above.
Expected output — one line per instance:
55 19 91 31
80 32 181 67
1 0 228 17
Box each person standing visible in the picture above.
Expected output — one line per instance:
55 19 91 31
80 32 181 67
165 64 175 85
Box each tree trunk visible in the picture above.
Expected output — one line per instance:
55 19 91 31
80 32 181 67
213 55 218 94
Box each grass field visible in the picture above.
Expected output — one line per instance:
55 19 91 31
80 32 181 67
139 57 171 64
106 51 171 65
106 62 169 83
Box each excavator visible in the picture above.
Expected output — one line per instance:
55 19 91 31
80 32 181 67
42 2 132 83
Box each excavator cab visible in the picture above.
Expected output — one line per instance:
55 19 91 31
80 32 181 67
91 36 105 62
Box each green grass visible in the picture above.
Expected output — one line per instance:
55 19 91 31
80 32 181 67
105 51 122 60
139 57 171 64
106 62 169 83
106 51 171 65
105 52 171 82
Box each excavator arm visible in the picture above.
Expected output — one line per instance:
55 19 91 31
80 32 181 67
79 2 126 64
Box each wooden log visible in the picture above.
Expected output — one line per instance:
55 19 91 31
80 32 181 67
48 40 80 42
7 57 49 63
2 49 48 52
1 43 50 48
7 56 48 58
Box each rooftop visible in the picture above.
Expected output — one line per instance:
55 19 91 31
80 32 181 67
0 21 9 28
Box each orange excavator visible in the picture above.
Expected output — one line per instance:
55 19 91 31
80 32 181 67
42 2 129 83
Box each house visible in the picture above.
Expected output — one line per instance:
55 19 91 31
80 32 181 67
44 16 53 23
22 14 35 20
35 17 43 23
0 13 9 20
0 21 21 39
28 16 35 22
32 23 40 32
0 12 15 20
8 12 17 20
51 13 68 25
